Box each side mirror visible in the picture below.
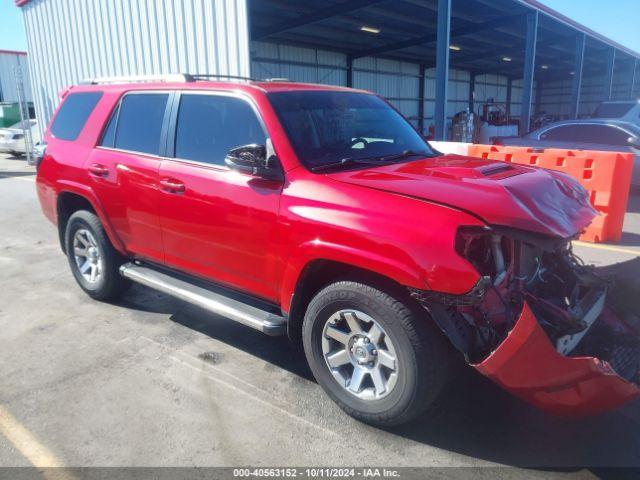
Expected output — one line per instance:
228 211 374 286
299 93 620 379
224 143 283 181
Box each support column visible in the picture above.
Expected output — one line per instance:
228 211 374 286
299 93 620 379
506 77 513 119
434 0 451 140
570 34 586 119
520 10 538 136
346 55 354 88
603 47 616 101
535 80 543 117
469 73 476 112
630 59 637 99
418 64 426 134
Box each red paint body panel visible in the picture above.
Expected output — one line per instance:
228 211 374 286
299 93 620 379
158 159 283 302
327 155 597 238
475 302 640 415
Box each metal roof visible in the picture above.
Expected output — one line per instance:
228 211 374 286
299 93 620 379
0 49 27 56
248 0 639 82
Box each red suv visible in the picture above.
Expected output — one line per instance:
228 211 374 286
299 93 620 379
36 75 640 426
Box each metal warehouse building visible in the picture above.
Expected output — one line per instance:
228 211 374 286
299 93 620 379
0 49 32 103
16 0 640 140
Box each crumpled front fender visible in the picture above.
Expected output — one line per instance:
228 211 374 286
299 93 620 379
474 302 640 416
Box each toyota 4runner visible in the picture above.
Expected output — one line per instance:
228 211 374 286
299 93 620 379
36 75 640 426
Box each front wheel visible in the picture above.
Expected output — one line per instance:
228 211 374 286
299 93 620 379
302 281 454 427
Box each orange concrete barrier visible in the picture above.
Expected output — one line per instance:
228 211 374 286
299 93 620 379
466 145 634 243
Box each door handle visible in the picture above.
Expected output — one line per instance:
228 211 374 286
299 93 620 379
159 177 186 194
88 163 109 177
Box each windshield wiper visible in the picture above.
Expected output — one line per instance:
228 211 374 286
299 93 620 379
311 150 431 173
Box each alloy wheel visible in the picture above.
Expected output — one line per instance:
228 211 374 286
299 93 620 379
321 309 399 400
72 229 103 284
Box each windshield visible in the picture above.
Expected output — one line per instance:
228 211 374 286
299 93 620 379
268 91 435 170
593 102 636 119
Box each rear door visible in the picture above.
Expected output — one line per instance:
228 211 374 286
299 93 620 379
87 91 171 261
158 91 282 302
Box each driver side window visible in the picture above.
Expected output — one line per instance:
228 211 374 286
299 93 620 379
174 94 267 165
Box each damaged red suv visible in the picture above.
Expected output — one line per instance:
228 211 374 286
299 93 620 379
36 76 640 426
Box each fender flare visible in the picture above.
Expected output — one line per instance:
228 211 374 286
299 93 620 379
56 180 127 255
279 239 427 313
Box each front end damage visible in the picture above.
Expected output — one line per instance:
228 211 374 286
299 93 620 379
411 228 640 415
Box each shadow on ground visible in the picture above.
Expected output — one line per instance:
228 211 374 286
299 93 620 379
0 170 36 179
116 285 640 472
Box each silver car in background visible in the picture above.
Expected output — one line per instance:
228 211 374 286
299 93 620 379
496 119 640 188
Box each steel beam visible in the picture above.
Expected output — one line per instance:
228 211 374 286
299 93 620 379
603 47 616 101
520 10 538 136
630 59 637 99
253 0 387 40
535 80 543 116
469 73 476 112
346 55 354 87
570 34 586 119
506 77 512 118
418 64 426 134
434 0 451 140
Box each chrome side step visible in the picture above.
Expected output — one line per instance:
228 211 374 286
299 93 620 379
119 263 286 336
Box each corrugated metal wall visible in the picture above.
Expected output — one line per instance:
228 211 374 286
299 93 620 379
21 0 251 135
252 41 532 135
0 51 32 103
540 72 636 118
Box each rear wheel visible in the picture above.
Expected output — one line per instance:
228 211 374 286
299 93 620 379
65 210 130 301
302 280 454 427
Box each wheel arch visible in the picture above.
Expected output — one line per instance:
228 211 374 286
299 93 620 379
284 258 421 342
56 186 125 255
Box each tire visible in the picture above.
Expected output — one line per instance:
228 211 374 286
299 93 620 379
64 210 130 301
302 280 454 427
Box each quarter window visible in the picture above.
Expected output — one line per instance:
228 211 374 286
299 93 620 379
50 92 103 141
174 94 266 165
113 93 169 155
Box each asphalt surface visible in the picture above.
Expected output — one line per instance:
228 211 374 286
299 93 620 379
1 152 639 478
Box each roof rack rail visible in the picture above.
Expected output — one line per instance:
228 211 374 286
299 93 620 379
80 74 194 85
189 73 257 82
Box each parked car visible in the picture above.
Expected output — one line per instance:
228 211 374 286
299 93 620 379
36 77 639 426
495 119 640 187
0 119 41 156
592 100 640 126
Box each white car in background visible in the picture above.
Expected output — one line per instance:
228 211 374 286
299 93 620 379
0 119 41 156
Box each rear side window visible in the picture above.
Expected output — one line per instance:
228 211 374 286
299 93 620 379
174 94 266 165
50 92 103 141
112 93 169 155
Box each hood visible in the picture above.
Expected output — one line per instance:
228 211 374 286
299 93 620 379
327 154 597 238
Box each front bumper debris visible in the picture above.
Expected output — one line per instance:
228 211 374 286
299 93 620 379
474 302 640 416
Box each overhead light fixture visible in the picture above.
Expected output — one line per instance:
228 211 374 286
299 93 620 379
569 71 575 75
449 45 461 51
360 25 380 34
541 64 549 70
502 56 512 62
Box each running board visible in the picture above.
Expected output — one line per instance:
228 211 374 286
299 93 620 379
119 263 286 336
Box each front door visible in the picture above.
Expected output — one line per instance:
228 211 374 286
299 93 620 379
158 92 282 302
